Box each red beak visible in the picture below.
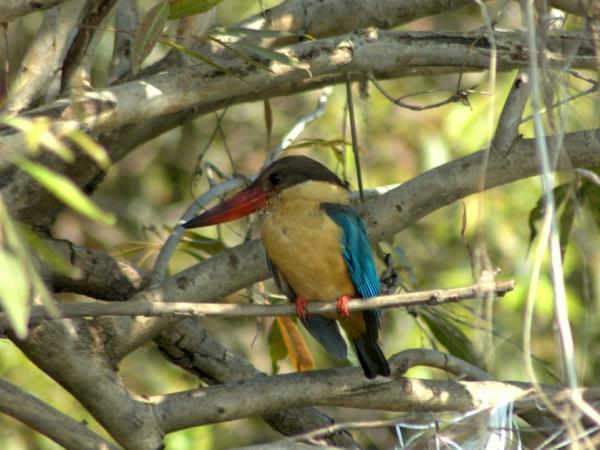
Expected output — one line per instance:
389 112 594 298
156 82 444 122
183 185 271 228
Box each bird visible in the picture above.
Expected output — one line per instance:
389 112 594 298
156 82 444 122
183 155 390 378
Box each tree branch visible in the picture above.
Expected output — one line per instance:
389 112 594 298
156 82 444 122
2 0 87 113
0 281 514 329
156 320 359 448
6 30 594 136
153 350 600 432
0 377 118 450
41 238 148 301
0 0 68 23
236 0 476 47
10 321 164 450
61 0 119 90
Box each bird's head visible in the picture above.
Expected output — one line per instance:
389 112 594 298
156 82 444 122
183 155 346 228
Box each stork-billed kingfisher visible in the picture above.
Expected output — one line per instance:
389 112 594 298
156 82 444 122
183 156 391 378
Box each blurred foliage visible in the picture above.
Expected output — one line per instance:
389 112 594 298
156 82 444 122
1 0 599 449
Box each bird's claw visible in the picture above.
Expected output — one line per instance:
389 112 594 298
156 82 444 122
295 298 307 321
336 295 351 318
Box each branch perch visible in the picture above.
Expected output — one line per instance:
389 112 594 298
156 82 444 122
0 281 514 330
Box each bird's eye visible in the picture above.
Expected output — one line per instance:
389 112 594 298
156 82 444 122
269 172 282 186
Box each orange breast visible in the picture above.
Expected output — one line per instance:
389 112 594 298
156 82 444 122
260 184 356 302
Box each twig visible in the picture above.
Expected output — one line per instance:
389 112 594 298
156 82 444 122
263 88 332 166
0 281 514 329
369 72 478 111
520 84 598 124
575 168 600 186
345 75 364 202
151 177 244 283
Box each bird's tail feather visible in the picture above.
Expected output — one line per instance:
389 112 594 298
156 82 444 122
352 335 391 379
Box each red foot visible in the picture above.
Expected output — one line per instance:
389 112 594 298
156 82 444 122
295 298 307 321
336 295 351 318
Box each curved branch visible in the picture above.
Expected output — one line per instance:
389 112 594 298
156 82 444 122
153 350 600 432
11 321 164 450
0 378 118 450
361 129 600 240
156 320 358 448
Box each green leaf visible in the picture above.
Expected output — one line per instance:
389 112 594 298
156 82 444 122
268 318 287 374
264 99 273 146
208 36 273 73
168 0 222 20
180 233 225 255
0 249 30 339
579 178 600 227
17 159 116 225
20 227 80 278
3 116 74 161
132 1 169 75
233 42 306 71
528 183 571 249
160 39 249 84
559 197 576 255
419 308 479 365
67 130 111 170
212 26 305 40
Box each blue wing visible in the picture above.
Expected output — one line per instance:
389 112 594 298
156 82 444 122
321 203 381 336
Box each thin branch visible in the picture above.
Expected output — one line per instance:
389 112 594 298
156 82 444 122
369 72 476 111
263 88 333 166
0 281 515 330
151 177 244 282
346 75 364 202
0 378 118 450
576 168 600 186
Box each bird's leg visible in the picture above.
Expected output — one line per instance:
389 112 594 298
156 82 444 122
295 297 307 321
336 295 351 318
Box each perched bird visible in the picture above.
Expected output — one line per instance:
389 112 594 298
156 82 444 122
183 155 390 378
